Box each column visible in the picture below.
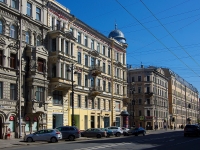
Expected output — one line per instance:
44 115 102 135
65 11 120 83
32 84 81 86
56 61 61 78
68 42 71 55
56 37 61 54
63 63 66 79
63 39 66 53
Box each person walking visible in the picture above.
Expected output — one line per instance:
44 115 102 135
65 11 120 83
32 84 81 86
6 128 11 139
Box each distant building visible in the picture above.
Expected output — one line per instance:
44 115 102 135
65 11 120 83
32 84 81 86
162 68 199 127
127 65 168 130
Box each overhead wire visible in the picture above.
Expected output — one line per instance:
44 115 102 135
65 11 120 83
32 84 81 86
115 0 200 77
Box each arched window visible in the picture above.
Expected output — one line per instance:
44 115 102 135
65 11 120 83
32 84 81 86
0 20 2 34
36 35 41 46
25 31 30 44
10 25 17 39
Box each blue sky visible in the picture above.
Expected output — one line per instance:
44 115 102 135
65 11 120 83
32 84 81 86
57 0 200 93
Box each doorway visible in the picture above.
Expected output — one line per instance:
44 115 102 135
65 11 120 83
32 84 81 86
52 114 63 128
0 117 2 139
104 117 110 128
91 116 95 128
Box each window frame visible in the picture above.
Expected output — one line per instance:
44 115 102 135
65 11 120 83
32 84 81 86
53 90 63 105
10 53 16 69
36 7 41 21
26 2 32 17
0 82 3 99
10 25 17 39
37 58 44 72
0 20 3 34
36 86 44 102
10 84 16 100
25 31 30 44
78 52 81 64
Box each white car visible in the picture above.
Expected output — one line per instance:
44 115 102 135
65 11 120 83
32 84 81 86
106 126 123 137
24 129 62 143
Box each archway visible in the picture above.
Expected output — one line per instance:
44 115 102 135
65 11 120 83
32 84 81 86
0 116 2 139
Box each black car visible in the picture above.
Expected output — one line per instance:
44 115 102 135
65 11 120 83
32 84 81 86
56 126 81 141
127 127 146 136
184 124 200 137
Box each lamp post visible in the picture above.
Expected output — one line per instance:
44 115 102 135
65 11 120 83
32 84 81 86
130 83 135 127
67 63 77 126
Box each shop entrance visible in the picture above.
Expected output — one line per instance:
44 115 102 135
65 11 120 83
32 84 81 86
53 114 63 128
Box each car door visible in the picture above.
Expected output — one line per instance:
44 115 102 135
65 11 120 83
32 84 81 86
33 130 44 141
62 127 70 139
85 129 92 137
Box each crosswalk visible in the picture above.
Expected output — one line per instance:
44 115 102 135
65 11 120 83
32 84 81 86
73 142 132 150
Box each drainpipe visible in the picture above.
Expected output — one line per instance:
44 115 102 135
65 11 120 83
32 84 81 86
18 0 22 138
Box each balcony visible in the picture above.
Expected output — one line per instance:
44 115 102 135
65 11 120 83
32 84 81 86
90 65 102 76
49 77 74 91
145 92 154 97
89 86 102 97
122 94 129 103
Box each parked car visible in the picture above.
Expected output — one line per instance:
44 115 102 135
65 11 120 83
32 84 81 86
24 129 62 143
81 128 107 138
127 127 146 136
106 126 123 137
55 126 81 141
184 124 200 137
99 128 114 137
121 127 130 136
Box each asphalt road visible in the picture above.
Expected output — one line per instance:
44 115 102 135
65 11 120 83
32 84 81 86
4 130 200 150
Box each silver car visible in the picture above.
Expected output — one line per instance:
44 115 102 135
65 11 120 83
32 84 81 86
106 126 123 137
24 129 62 143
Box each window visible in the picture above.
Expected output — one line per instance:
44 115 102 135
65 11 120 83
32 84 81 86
108 49 110 58
103 99 106 110
77 73 81 86
116 84 119 94
102 46 105 55
103 63 105 73
84 36 88 46
77 32 81 43
25 31 30 44
84 55 88 67
132 77 134 82
139 110 141 116
91 77 94 87
85 74 88 87
146 87 150 93
108 100 111 111
0 0 5 3
147 110 150 116
103 80 106 91
108 82 111 93
138 87 141 93
0 20 3 34
36 87 44 102
10 54 16 69
65 41 68 54
91 98 94 109
10 84 16 100
91 39 94 49
147 99 150 104
97 43 100 52
37 58 44 72
11 0 19 9
27 2 32 16
56 20 60 30
0 82 3 99
85 96 88 108
52 38 56 51
52 64 56 78
53 90 63 105
139 99 142 105
97 98 100 109
138 76 141 81
108 65 111 75
0 51 3 66
116 53 119 61
78 52 81 64
10 25 17 39
77 95 81 107
36 36 41 46
115 101 120 111
36 7 41 21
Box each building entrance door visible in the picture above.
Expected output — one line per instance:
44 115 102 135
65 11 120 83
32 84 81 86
0 117 2 139
52 114 63 128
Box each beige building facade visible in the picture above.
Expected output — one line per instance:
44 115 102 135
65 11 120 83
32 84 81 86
46 0 129 130
127 66 169 130
163 68 199 128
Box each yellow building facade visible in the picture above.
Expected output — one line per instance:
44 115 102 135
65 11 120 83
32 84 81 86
46 0 128 130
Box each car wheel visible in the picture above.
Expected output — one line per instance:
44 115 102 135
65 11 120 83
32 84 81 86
96 134 102 138
81 133 84 137
116 132 121 137
50 137 57 143
68 135 75 141
27 137 33 142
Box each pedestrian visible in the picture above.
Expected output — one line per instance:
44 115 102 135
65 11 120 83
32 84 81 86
6 128 11 139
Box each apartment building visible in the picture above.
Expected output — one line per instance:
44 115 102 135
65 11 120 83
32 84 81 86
46 0 128 130
0 0 49 138
127 66 168 130
162 68 199 128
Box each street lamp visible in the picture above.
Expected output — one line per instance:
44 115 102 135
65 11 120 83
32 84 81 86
130 83 135 127
67 63 77 126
